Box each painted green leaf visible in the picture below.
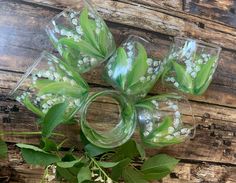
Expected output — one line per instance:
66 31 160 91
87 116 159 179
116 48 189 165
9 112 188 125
34 79 55 89
59 38 104 59
98 27 108 56
42 102 67 137
112 47 129 90
17 143 60 166
77 166 91 183
151 116 172 135
0 139 7 159
173 62 193 92
80 8 100 51
123 166 148 183
23 96 44 118
127 42 148 86
38 81 85 98
61 62 89 89
194 56 216 92
194 75 213 95
141 154 179 180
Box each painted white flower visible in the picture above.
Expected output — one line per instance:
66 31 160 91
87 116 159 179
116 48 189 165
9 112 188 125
174 82 179 88
168 127 175 134
139 76 145 82
165 135 173 140
143 131 149 137
76 26 83 35
78 60 83 65
175 111 181 117
151 75 156 80
191 72 197 78
153 61 159 66
173 131 180 137
71 18 78 25
108 70 113 77
147 58 153 65
147 67 153 74
173 118 180 128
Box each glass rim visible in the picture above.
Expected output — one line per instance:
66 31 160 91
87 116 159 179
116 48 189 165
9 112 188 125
8 51 59 97
174 36 222 53
45 0 101 34
80 89 137 148
124 34 150 44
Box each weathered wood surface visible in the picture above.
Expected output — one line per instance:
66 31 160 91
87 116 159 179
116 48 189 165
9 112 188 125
1 146 236 183
184 0 236 28
0 0 236 182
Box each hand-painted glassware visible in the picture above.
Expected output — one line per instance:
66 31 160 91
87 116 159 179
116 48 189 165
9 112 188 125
135 93 194 147
45 0 116 73
9 51 89 120
80 90 136 148
162 37 221 95
104 35 165 101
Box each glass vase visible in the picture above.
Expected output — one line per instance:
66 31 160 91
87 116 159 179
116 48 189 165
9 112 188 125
104 35 165 101
162 37 221 95
9 51 89 120
45 0 116 73
80 90 137 148
136 93 195 147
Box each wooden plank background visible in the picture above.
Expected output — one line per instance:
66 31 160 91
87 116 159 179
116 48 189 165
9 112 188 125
0 0 236 182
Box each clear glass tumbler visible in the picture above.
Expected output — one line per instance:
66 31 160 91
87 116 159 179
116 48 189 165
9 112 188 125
104 35 165 101
136 93 195 147
80 90 137 148
162 37 221 95
45 0 116 73
9 51 89 120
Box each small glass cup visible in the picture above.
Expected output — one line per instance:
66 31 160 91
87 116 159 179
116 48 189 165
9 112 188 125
80 90 137 148
104 35 165 101
136 93 195 147
9 51 89 120
162 37 221 95
45 0 116 73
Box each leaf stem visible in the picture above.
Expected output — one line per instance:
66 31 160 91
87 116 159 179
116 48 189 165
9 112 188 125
0 131 65 137
89 156 117 183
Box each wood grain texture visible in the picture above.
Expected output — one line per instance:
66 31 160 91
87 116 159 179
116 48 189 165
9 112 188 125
22 0 236 51
1 0 236 108
0 0 236 182
184 0 236 28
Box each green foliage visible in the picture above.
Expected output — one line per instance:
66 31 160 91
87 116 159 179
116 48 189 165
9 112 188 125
17 144 60 166
0 139 7 159
123 166 148 183
141 154 179 180
77 166 91 183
